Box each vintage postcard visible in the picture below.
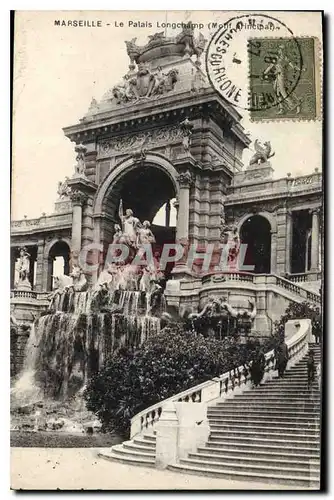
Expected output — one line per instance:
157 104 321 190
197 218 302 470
11 10 323 491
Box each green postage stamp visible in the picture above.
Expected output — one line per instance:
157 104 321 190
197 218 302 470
248 37 321 120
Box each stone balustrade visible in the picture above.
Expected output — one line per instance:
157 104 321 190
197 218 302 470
226 171 322 201
130 318 312 439
11 212 72 233
274 274 321 304
11 289 50 301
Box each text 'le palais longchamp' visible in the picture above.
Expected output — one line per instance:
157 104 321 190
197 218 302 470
54 20 206 29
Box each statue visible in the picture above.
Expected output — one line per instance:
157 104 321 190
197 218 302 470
152 68 179 95
137 220 155 246
69 264 87 291
16 247 31 289
112 74 135 104
188 297 256 337
220 224 241 268
180 117 194 151
112 64 178 104
57 177 71 199
74 144 87 177
118 200 141 247
249 139 275 166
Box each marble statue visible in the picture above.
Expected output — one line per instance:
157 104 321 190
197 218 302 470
16 247 31 289
74 144 87 177
180 117 194 151
249 140 275 166
57 177 71 199
137 220 155 246
118 200 141 247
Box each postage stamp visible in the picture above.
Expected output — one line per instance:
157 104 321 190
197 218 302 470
248 37 320 121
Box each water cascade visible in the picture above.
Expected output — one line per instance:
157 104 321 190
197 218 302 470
12 271 166 405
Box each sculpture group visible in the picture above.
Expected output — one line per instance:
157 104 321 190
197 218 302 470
112 63 179 104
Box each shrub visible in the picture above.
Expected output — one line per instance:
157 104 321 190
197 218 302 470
84 325 275 436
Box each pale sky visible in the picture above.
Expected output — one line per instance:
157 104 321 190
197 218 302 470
12 10 323 220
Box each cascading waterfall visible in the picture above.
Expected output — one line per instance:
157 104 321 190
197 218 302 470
12 279 166 405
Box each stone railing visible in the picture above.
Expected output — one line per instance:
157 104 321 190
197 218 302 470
130 318 311 439
288 172 322 189
288 272 322 283
10 289 50 301
273 274 321 304
202 271 255 285
11 212 72 232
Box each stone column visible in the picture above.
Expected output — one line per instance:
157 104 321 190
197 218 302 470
176 171 193 243
285 210 293 275
310 208 320 272
70 190 87 264
270 230 277 274
165 200 171 227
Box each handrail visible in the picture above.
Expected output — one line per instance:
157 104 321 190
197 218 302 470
130 318 311 438
273 274 320 304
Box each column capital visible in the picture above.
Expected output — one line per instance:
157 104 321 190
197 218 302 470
69 190 88 206
177 171 194 188
309 207 321 216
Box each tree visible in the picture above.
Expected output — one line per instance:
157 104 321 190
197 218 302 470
84 325 275 436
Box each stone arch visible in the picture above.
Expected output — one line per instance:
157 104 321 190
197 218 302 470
94 153 179 216
93 153 179 245
239 213 273 274
236 211 277 233
45 238 71 291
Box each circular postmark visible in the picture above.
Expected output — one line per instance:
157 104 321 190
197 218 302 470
206 13 303 113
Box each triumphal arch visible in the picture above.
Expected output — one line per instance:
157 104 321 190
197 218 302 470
11 26 322 369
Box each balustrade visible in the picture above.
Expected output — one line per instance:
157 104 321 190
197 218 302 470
130 319 312 438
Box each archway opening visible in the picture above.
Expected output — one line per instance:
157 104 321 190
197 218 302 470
100 164 177 280
240 215 271 274
47 240 71 291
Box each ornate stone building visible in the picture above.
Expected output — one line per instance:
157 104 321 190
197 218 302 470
11 27 322 356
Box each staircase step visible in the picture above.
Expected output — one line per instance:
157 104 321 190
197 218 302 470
230 396 320 402
208 435 320 448
123 441 157 453
214 404 320 412
112 443 155 459
209 424 320 435
98 450 155 468
189 452 320 470
168 463 320 488
209 429 319 441
198 445 320 460
208 418 319 429
179 457 319 478
204 440 319 455
207 410 319 418
133 437 156 448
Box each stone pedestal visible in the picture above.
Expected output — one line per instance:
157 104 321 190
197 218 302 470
155 402 179 469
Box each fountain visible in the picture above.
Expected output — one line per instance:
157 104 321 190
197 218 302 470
11 205 167 438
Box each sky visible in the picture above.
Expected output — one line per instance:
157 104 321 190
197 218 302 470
12 10 323 220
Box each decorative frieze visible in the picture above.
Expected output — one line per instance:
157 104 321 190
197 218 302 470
98 125 184 158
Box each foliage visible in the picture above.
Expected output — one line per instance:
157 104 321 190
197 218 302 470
274 301 322 339
84 325 276 436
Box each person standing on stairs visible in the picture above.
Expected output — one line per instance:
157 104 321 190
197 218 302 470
250 345 266 387
307 350 316 388
274 337 289 378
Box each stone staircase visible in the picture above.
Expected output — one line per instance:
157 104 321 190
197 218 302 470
100 343 321 488
169 343 321 488
99 431 157 468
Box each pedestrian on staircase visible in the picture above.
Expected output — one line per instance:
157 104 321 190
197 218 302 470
307 350 316 388
275 337 289 378
250 345 266 387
